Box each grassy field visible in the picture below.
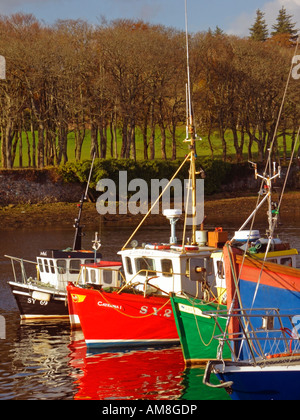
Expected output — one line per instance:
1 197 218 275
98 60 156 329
2 126 295 167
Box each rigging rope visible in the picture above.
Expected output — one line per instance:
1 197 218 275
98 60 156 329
96 289 171 319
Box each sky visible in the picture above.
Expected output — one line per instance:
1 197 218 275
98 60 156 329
0 0 299 37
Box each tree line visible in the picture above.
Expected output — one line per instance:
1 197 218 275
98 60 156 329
0 10 299 169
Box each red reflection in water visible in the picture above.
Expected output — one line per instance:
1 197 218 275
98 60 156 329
68 338 185 400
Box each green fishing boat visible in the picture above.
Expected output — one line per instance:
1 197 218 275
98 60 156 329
170 294 231 366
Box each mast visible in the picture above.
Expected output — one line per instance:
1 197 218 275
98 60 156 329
184 0 198 244
72 153 96 250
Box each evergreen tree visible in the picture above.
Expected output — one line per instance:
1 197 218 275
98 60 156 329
249 9 269 41
213 26 224 36
271 6 298 36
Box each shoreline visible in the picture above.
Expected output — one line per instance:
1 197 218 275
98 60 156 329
0 191 299 231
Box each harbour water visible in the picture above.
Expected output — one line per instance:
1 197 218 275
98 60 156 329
0 222 299 400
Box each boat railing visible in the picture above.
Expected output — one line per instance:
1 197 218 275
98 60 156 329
116 267 191 296
5 255 37 284
117 269 169 295
203 308 300 364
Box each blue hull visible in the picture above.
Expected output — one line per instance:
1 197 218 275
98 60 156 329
239 279 300 314
216 366 300 400
237 280 300 360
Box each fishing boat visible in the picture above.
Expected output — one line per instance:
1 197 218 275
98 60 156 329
203 309 300 400
6 156 106 324
203 38 300 399
222 140 300 348
169 293 231 365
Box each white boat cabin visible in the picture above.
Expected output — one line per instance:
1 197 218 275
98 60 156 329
118 245 217 298
78 261 123 288
37 249 102 290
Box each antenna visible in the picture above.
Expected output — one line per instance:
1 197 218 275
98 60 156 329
72 152 96 250
185 0 192 128
184 0 198 244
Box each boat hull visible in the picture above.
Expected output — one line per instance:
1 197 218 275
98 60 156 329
170 294 231 365
213 360 300 400
225 247 300 314
8 281 69 320
67 283 179 349
224 246 300 339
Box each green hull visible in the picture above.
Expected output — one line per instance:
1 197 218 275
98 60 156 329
170 294 231 366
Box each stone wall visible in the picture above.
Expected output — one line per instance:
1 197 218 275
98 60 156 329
0 165 299 206
0 169 83 205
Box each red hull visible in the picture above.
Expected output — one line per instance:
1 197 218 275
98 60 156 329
67 283 179 348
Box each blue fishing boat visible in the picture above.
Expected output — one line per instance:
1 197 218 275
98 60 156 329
203 309 300 400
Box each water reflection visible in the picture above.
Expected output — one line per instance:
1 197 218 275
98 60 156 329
0 319 230 400
69 337 185 400
68 332 230 401
0 320 75 400
0 222 299 399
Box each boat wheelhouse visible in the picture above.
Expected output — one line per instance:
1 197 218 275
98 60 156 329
118 244 216 298
7 247 102 321
68 260 123 326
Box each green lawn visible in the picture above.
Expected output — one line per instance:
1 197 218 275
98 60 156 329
1 126 295 167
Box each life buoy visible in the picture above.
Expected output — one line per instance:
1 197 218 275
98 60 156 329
170 245 199 252
145 243 171 250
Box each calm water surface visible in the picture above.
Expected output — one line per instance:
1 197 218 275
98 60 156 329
0 220 299 400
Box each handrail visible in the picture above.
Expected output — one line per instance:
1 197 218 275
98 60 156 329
117 269 175 294
5 255 36 265
204 308 300 364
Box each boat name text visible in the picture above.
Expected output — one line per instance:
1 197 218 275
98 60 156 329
140 305 172 317
97 300 123 310
27 297 49 306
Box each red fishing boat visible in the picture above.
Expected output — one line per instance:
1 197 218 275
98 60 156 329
68 285 178 349
67 271 179 349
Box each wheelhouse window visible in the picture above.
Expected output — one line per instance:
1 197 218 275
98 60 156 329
44 260 49 273
49 260 55 274
216 261 224 279
281 257 292 267
57 260 66 274
161 259 173 277
69 259 81 274
37 258 44 273
135 258 156 276
125 257 133 275
90 269 96 283
103 270 112 285
206 258 213 276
